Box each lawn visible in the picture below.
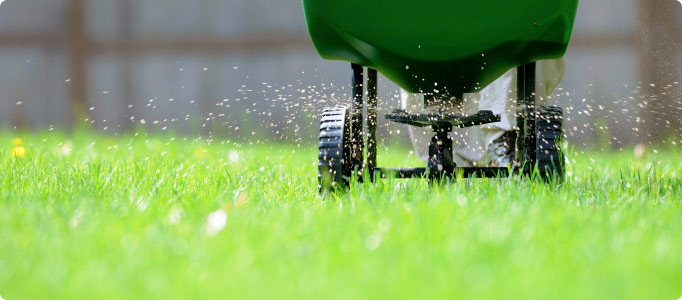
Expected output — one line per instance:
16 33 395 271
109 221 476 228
0 131 681 299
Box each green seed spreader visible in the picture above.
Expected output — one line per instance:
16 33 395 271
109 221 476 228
302 0 579 190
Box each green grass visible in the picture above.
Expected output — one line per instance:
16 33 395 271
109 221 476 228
0 131 681 299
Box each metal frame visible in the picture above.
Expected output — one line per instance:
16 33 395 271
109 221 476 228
367 68 378 182
517 62 537 173
350 63 365 177
352 62 537 182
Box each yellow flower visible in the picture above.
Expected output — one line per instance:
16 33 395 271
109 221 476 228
10 138 25 157
11 146 26 158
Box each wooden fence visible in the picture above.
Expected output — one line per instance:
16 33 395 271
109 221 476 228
0 0 679 145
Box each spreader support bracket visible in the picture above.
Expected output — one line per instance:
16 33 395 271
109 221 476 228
385 109 500 128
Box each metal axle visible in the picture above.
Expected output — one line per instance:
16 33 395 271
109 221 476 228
375 167 516 179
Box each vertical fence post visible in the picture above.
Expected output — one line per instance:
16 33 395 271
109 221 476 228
119 0 135 130
636 0 682 144
67 0 88 130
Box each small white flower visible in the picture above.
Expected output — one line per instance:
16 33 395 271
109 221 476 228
365 234 381 251
205 209 227 236
229 151 239 162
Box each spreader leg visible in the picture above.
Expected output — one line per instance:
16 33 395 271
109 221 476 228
516 62 536 172
427 124 455 180
367 68 378 182
351 63 364 177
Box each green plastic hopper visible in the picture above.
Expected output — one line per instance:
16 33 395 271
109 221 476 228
302 0 579 95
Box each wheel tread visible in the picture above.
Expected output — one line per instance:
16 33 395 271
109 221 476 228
535 106 565 181
318 107 352 191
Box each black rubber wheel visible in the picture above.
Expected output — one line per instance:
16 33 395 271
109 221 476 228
318 107 352 191
536 106 565 181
